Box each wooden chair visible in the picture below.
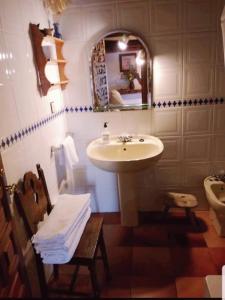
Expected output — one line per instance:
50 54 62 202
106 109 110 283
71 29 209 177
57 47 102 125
14 164 110 298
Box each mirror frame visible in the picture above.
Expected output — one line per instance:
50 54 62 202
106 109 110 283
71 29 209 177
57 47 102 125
89 30 153 112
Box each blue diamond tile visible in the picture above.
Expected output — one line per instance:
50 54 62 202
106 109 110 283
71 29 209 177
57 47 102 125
183 100 187 106
10 135 14 143
75 107 78 112
84 106 88 111
1 140 6 148
14 133 18 141
173 101 177 106
89 106 93 111
178 101 182 106
6 138 10 146
79 107 83 112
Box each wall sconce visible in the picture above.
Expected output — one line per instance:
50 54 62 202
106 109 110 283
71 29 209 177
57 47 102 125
118 35 129 50
136 50 145 66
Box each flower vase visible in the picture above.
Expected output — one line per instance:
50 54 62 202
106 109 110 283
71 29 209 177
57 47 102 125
53 22 62 39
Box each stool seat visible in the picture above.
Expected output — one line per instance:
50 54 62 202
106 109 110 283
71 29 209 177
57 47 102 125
165 192 198 208
163 192 199 228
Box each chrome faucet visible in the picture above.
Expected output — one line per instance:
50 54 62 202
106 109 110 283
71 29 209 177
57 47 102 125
118 135 133 143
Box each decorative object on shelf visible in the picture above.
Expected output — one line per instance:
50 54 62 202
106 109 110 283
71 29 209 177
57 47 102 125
29 23 68 96
53 22 62 39
43 0 70 15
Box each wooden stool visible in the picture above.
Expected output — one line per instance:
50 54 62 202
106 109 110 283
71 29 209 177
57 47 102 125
163 192 199 227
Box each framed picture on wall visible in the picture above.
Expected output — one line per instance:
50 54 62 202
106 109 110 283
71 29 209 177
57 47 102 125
119 53 137 72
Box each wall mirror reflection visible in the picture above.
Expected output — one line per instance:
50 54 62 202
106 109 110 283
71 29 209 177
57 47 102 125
90 30 152 111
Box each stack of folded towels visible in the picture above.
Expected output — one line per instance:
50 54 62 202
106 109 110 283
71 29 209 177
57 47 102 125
32 193 91 264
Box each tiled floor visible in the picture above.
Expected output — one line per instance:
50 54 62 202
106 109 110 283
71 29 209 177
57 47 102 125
50 211 225 298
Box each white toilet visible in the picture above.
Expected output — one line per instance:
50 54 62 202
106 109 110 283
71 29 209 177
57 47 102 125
204 176 225 236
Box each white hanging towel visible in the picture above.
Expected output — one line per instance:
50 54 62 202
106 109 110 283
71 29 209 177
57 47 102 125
62 135 79 169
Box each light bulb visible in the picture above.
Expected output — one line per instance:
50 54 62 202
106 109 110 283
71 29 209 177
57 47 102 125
118 40 127 50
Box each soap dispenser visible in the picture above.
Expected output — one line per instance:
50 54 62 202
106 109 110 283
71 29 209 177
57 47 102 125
102 122 110 143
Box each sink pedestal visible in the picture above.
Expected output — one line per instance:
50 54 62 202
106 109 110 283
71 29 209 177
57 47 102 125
117 173 138 226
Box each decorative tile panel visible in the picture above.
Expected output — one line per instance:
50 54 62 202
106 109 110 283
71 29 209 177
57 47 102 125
158 137 182 162
184 33 215 64
183 106 213 135
183 162 211 187
155 163 182 187
183 135 211 161
150 0 182 35
184 0 216 32
117 1 149 34
152 108 182 136
183 65 214 98
212 135 225 161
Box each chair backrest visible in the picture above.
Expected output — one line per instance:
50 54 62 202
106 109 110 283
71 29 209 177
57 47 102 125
14 164 53 297
14 170 50 239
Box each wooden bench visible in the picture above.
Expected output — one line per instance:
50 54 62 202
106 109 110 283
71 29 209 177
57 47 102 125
163 192 199 227
14 164 110 298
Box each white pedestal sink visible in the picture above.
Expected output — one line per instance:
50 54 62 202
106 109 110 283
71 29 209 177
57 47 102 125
86 135 164 226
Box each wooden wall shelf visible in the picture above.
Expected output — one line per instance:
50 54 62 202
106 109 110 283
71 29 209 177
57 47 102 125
29 23 68 96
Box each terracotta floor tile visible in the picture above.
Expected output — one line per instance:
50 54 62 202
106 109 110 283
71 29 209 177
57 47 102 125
208 248 225 273
132 247 174 279
131 276 177 298
107 246 132 276
170 247 218 277
133 224 170 247
203 225 225 247
100 276 131 298
195 211 211 225
176 277 205 298
169 232 207 247
102 212 121 224
103 224 133 246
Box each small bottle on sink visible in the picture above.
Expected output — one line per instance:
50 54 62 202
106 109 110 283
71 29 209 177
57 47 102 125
102 122 110 143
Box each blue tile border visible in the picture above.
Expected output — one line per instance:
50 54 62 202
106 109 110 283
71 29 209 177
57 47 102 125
0 98 224 151
0 108 65 151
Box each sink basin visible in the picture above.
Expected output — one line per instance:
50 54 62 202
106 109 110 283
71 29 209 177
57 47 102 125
86 135 164 173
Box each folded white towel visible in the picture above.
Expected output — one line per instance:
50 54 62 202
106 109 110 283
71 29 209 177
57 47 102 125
41 207 91 264
32 193 90 244
62 135 79 168
34 206 90 253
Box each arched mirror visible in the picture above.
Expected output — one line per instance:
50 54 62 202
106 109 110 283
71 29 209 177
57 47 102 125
90 30 152 111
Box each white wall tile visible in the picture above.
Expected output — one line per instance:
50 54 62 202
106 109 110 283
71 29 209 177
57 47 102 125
184 33 215 64
150 0 182 35
0 0 23 34
183 64 214 98
183 106 213 135
117 1 149 34
183 135 211 161
60 8 85 41
215 67 225 98
155 163 182 187
154 68 182 100
183 162 211 187
159 137 182 162
213 105 225 133
0 82 21 138
212 135 225 161
215 29 224 65
152 108 182 136
211 161 225 175
85 4 117 41
151 35 182 69
183 0 216 32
